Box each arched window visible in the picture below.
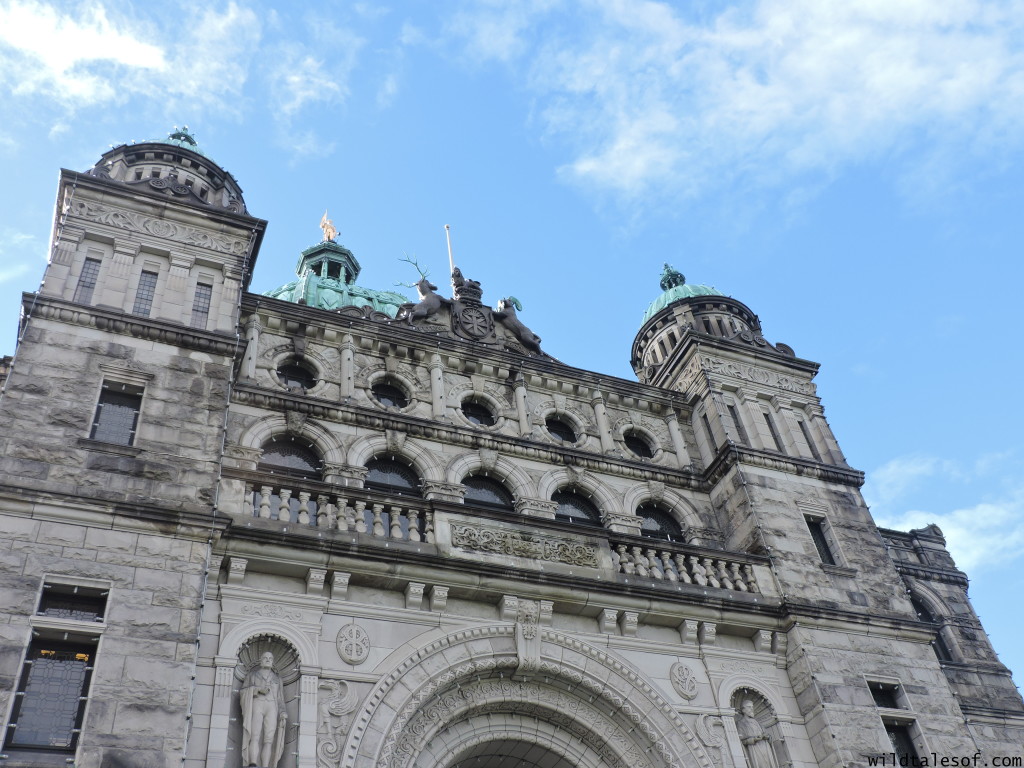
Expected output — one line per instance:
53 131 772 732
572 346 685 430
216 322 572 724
637 503 684 542
552 489 601 527
259 438 322 480
911 595 954 662
463 475 514 510
365 457 420 496
277 359 316 392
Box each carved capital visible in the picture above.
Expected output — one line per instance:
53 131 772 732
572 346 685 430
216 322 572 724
423 480 465 503
603 511 641 536
514 497 558 519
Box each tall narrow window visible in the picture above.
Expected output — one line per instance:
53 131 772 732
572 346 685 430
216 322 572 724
727 404 749 445
73 258 102 304
762 411 785 453
797 419 822 461
805 515 837 565
190 282 212 329
885 724 920 764
89 382 144 445
131 270 159 317
701 413 717 451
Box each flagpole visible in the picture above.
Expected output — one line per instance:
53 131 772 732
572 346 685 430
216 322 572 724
445 224 455 275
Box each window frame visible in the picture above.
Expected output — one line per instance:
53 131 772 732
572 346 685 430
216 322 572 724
72 257 102 305
131 269 159 317
88 381 144 446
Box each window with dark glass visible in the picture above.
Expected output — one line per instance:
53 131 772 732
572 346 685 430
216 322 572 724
371 381 409 408
89 382 143 445
131 270 159 317
869 682 903 709
797 418 822 461
546 417 576 443
463 475 514 509
762 411 785 453
259 439 322 479
72 258 102 304
885 723 920 764
910 596 954 662
5 641 95 752
39 585 106 623
552 489 601 526
190 282 212 329
804 515 837 565
365 458 420 495
277 360 316 392
461 399 495 427
637 503 684 542
700 412 717 451
727 404 749 446
624 431 654 459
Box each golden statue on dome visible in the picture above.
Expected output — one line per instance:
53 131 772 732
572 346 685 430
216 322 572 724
320 210 338 243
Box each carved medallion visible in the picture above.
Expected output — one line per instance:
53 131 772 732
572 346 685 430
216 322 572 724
451 302 496 342
336 623 370 665
670 662 699 700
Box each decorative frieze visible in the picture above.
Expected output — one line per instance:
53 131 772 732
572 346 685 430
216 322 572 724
703 356 815 396
69 200 249 255
450 523 599 567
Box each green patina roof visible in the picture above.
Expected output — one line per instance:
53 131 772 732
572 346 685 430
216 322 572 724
264 241 410 318
641 264 723 325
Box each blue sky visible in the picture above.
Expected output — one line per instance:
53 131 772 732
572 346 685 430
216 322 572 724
1 0 1022 686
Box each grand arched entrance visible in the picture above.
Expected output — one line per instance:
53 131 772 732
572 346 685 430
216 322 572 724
341 625 715 768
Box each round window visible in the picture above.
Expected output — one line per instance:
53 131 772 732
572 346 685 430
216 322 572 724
277 361 316 391
372 381 409 409
624 432 654 459
462 399 496 427
546 417 576 443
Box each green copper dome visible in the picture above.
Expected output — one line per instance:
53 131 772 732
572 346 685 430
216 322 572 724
641 264 723 325
264 241 409 317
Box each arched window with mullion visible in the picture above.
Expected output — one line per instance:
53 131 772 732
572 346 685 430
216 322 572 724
365 457 421 496
463 474 515 511
552 488 602 527
636 503 685 543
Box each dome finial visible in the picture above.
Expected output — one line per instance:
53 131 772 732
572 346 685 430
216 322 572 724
660 263 686 291
166 125 198 147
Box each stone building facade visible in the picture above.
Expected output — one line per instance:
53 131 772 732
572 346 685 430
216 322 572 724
0 132 1021 768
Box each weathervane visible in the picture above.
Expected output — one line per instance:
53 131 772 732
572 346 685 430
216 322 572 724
320 210 338 243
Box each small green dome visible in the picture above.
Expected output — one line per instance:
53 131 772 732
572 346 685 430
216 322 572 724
264 241 410 317
641 264 723 325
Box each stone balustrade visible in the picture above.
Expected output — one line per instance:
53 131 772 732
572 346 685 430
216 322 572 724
243 483 433 543
609 539 760 593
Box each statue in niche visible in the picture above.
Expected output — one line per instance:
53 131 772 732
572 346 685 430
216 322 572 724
736 699 780 768
240 652 288 768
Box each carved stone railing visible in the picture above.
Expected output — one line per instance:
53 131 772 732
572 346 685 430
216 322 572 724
609 538 760 594
242 482 433 543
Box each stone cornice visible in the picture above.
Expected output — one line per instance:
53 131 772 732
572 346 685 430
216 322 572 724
23 294 241 357
892 561 970 588
704 443 866 488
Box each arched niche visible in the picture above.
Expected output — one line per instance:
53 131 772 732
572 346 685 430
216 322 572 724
226 635 303 768
726 686 792 768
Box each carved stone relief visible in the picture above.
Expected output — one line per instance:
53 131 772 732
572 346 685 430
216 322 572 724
450 523 599 567
703 357 815 396
316 680 359 768
670 662 699 700
69 200 249 255
336 623 370 665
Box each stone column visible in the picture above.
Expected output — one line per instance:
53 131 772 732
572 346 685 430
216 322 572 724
207 657 237 768
513 373 530 436
242 317 262 380
665 409 692 468
430 353 445 418
298 672 318 768
592 390 615 453
340 335 355 398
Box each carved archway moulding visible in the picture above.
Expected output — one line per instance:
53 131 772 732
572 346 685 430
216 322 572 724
339 625 716 768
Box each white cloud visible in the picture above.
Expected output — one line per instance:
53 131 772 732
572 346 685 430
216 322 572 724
447 0 1024 205
377 72 399 109
866 453 1024 571
0 1 260 115
874 492 1024 572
